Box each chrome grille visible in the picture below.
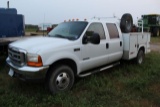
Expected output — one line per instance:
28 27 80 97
8 47 26 67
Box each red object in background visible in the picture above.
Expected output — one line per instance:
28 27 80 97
131 24 138 32
47 27 53 33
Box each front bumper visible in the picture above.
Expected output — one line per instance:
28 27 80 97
6 57 49 81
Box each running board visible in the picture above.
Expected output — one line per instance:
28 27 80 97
78 62 120 77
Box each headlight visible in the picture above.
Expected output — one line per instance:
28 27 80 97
27 53 43 67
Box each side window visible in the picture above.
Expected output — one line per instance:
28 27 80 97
106 23 119 39
86 23 105 39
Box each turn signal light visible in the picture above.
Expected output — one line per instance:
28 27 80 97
27 56 43 67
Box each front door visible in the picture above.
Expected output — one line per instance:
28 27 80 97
81 22 109 71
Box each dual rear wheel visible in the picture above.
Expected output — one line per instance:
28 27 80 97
136 49 144 65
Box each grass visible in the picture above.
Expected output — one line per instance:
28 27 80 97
25 25 38 32
151 37 160 44
0 52 160 107
25 28 38 32
25 28 48 36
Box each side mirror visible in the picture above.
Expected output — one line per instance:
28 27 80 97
82 35 88 44
90 33 100 44
82 33 100 45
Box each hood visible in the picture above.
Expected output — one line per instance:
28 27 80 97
10 36 74 53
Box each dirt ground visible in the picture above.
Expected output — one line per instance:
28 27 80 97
150 43 160 53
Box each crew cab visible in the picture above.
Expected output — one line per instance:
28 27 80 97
6 13 150 94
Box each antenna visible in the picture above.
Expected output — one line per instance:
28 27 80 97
43 13 45 36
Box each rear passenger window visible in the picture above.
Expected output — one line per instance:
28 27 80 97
86 23 105 39
106 23 119 39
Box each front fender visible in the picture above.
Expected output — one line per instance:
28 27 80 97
41 51 81 74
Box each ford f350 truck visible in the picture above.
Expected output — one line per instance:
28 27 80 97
6 13 150 94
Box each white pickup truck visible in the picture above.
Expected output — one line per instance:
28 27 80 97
6 13 150 94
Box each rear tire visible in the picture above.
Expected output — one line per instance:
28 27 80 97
47 65 75 94
136 50 144 65
120 13 133 33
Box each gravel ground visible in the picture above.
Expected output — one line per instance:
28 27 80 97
150 43 160 53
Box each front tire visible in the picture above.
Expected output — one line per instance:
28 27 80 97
47 65 75 94
136 50 144 65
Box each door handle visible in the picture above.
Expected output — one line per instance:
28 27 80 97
106 43 109 49
120 41 122 47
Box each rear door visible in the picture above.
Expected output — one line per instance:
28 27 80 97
106 23 123 63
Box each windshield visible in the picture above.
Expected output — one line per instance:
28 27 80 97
48 21 88 40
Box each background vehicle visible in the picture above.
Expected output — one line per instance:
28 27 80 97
37 23 52 31
138 14 160 36
6 13 150 94
0 1 25 53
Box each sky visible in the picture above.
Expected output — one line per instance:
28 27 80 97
0 0 160 25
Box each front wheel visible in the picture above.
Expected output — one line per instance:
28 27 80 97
47 65 75 94
136 50 144 65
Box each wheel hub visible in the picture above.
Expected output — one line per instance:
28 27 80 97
56 72 70 90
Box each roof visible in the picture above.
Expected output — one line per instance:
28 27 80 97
0 8 17 14
87 17 120 24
